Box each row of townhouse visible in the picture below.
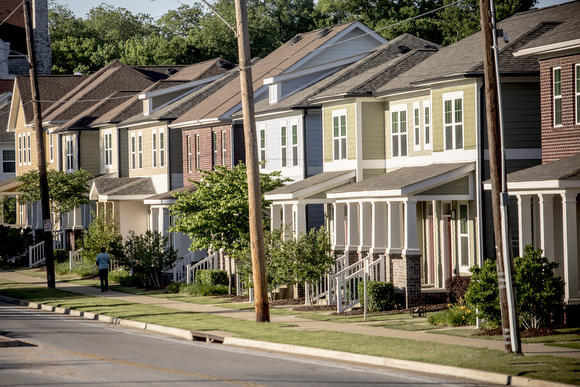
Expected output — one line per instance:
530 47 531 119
1 1 578 312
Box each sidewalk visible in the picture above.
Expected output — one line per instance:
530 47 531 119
2 270 579 361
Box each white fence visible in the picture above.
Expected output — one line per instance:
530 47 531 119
172 251 202 282
69 248 120 272
29 241 45 268
335 254 385 313
53 230 64 250
185 251 219 284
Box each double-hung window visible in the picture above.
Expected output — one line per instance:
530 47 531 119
130 133 136 170
292 124 298 166
332 110 347 160
212 131 218 168
413 102 421 151
280 123 287 167
575 64 579 125
423 100 431 150
187 135 192 173
18 134 22 165
49 132 54 163
152 130 157 168
26 133 31 165
159 129 165 167
195 134 200 169
259 125 266 169
443 92 463 150
137 132 143 169
221 130 226 166
554 67 562 126
104 131 112 169
391 105 407 157
458 203 470 271
66 136 74 172
2 149 15 173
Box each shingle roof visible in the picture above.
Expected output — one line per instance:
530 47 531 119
145 184 198 201
375 1 580 95
167 58 235 81
266 170 355 195
15 75 88 125
93 177 157 196
505 153 580 183
170 22 361 126
327 163 473 194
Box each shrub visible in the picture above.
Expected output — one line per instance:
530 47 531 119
515 246 564 329
357 281 395 312
109 269 138 287
54 249 68 264
196 269 228 286
427 304 476 326
55 261 70 275
165 281 183 293
0 225 33 260
446 275 471 304
464 259 501 325
181 282 228 296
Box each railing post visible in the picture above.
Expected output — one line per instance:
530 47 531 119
29 245 32 268
69 251 73 271
186 264 191 284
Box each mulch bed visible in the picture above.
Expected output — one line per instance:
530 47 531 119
477 326 576 338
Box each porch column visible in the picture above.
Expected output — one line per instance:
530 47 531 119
293 203 307 237
333 203 346 250
360 202 372 252
346 202 359 251
517 194 533 256
159 207 170 241
270 204 282 231
150 207 159 231
561 192 579 303
403 199 420 255
538 194 555 263
371 202 387 253
282 204 293 239
387 201 403 251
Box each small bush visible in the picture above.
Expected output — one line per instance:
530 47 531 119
181 282 228 296
54 249 68 264
465 259 501 325
109 269 138 286
165 281 183 294
446 275 471 304
196 270 228 286
357 281 395 312
427 304 476 326
55 261 70 275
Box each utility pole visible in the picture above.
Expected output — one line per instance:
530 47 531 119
234 0 270 322
479 0 520 353
23 0 55 288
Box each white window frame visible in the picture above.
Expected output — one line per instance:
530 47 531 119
280 122 287 168
49 132 54 163
221 130 226 166
159 128 165 167
212 131 218 168
152 129 157 168
2 149 15 173
574 63 580 125
195 134 200 170
137 132 143 169
458 202 470 272
291 122 298 167
423 100 431 150
554 67 562 127
18 134 22 166
391 104 407 158
104 130 113 169
130 133 136 170
413 101 421 151
65 136 74 172
187 135 192 173
259 124 266 169
26 132 31 165
443 91 464 151
332 109 347 160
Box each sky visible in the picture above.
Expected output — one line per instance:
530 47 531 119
61 0 572 20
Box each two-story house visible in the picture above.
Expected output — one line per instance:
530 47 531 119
487 5 580 313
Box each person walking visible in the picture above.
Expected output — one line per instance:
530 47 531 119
96 247 111 292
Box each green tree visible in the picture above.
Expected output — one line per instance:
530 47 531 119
0 225 33 261
1 196 17 224
78 210 124 266
17 169 92 230
122 230 178 288
156 4 203 39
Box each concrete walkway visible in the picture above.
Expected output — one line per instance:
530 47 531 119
2 270 579 360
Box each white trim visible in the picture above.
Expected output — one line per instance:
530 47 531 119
513 39 580 58
139 74 225 99
264 55 367 85
152 129 158 168
265 170 356 201
554 67 562 127
390 104 408 158
332 109 348 161
423 100 431 150
413 101 421 151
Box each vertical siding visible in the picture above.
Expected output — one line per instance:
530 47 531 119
361 102 385 160
170 126 182 174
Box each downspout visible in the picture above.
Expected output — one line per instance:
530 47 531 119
77 130 81 170
302 109 309 230
477 82 485 268
166 125 171 191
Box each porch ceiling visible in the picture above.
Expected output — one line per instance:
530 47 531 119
327 162 475 199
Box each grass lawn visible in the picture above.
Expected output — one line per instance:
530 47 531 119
1 274 579 386
429 326 580 344
369 320 445 331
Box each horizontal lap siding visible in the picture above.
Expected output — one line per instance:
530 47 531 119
361 102 385 160
502 83 541 149
306 110 323 178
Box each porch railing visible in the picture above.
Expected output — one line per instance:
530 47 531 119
306 252 348 305
335 254 385 313
185 251 219 284
172 251 202 283
29 241 45 268
69 248 84 271
53 230 64 250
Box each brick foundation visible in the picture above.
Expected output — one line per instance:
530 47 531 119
385 251 422 308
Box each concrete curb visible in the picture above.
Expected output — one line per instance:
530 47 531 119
0 295 574 387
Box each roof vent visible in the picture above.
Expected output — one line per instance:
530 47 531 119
394 45 411 54
288 35 302 46
317 27 331 39
423 45 438 50
165 68 178 75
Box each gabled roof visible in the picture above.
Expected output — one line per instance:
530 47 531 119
375 1 580 95
144 184 198 204
265 170 356 200
15 75 88 125
250 34 438 115
90 177 157 200
327 163 474 198
167 58 235 81
506 153 580 183
170 21 386 127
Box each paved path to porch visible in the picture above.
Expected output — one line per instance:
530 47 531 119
2 271 579 360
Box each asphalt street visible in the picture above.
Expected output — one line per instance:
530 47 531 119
0 300 493 387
